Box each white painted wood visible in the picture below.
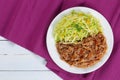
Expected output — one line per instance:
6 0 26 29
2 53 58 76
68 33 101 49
0 36 7 40
0 55 48 70
0 41 31 55
0 71 62 80
0 38 62 80
0 41 49 70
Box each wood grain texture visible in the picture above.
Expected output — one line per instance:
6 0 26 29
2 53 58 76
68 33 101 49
0 36 62 80
0 36 7 40
0 41 49 70
0 55 49 70
0 71 62 80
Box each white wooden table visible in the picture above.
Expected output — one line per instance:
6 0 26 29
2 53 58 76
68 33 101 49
0 36 62 80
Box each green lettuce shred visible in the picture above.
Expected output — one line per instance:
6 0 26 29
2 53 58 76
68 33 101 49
53 11 103 43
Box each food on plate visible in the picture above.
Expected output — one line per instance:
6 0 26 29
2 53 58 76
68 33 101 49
53 11 107 68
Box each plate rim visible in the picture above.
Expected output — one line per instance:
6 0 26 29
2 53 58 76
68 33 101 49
46 6 114 74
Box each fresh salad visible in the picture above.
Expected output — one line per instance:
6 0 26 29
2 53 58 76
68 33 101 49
53 11 103 43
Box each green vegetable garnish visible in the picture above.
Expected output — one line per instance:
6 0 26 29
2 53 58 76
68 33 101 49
72 23 83 31
53 11 103 43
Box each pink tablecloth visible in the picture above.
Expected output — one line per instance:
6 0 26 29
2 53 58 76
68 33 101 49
0 0 120 80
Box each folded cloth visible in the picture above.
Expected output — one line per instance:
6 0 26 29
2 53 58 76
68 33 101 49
0 0 120 80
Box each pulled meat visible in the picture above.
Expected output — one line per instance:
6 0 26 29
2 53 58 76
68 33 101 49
56 33 107 68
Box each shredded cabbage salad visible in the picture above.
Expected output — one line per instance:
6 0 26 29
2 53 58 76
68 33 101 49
53 11 103 43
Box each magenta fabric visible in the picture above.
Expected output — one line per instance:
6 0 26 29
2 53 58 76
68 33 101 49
0 0 120 80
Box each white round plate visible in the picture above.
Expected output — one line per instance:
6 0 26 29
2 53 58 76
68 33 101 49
46 7 114 74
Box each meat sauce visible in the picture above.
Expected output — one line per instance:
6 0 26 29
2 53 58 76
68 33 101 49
56 33 107 68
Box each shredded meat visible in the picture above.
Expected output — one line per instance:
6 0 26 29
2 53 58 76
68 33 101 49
56 33 107 68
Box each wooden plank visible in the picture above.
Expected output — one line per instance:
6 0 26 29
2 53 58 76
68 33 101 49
0 41 49 70
0 36 7 40
0 71 62 80
0 41 31 55
0 55 49 70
